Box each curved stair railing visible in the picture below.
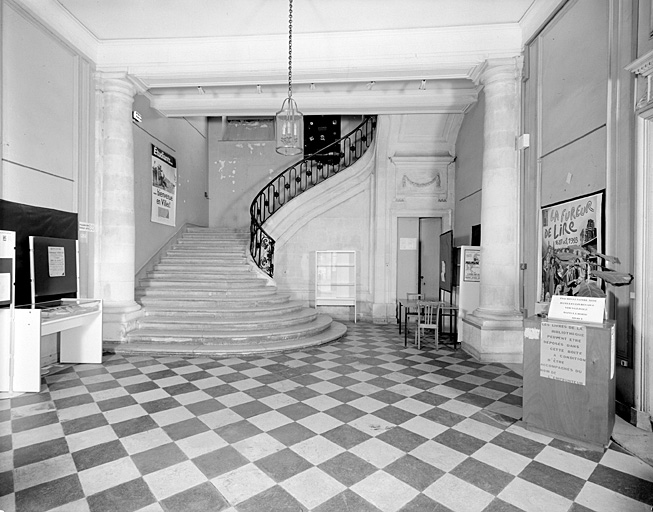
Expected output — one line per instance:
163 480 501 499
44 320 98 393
250 116 377 277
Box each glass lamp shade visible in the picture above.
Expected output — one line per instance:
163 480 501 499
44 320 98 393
275 96 304 156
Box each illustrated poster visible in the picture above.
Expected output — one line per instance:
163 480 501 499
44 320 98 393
539 192 603 302
151 145 177 226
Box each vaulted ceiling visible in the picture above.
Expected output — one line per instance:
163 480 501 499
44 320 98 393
20 0 564 117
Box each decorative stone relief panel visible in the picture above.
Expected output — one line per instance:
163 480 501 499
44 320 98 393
393 156 451 200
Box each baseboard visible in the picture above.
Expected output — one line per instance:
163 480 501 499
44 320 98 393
616 400 653 432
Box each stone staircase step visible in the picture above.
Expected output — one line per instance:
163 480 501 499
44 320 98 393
137 294 291 309
146 271 255 279
173 238 247 247
137 279 267 289
142 300 303 317
106 322 347 357
163 252 247 259
135 287 278 298
159 254 248 267
123 314 335 345
137 308 317 331
185 228 248 235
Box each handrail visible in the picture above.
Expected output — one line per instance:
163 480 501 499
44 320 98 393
250 116 377 277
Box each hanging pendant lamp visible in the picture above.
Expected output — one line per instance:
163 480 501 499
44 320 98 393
275 0 303 155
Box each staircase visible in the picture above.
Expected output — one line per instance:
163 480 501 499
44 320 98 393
104 227 346 356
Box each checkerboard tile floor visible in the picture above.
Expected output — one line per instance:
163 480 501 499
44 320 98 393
1 322 652 512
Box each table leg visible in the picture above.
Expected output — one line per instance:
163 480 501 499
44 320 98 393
397 303 402 334
404 308 408 346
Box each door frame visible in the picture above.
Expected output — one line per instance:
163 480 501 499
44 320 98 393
389 208 452 318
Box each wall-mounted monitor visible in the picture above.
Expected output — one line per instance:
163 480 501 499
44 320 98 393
29 236 78 304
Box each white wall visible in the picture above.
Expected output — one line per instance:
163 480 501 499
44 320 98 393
454 92 484 247
207 116 366 228
1 1 96 359
1 2 91 212
132 95 209 272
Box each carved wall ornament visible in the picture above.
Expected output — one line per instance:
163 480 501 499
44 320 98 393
401 173 441 189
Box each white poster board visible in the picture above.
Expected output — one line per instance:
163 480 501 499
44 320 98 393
457 245 480 342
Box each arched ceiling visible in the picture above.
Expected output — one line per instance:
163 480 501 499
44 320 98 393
18 0 564 117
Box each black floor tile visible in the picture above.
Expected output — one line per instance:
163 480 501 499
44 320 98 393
450 458 514 495
386 454 446 492
192 445 248 479
131 442 187 475
14 437 69 468
87 477 156 512
72 439 129 471
160 481 230 512
255 447 313 481
111 414 159 438
236 484 308 512
15 473 84 512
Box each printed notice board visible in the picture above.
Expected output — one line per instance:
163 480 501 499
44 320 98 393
540 321 587 385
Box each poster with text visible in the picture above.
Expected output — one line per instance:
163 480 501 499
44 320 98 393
151 145 177 226
539 192 603 302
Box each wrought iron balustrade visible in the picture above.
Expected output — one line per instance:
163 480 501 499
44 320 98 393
250 116 377 277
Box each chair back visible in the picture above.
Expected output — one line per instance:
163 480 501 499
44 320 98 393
417 301 440 325
406 293 423 301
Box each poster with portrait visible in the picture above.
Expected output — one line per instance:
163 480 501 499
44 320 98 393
463 248 480 282
539 191 603 302
151 145 177 226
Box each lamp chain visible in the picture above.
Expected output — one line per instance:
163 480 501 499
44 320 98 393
288 0 293 98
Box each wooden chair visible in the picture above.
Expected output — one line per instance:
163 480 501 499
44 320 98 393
415 300 441 350
403 293 423 346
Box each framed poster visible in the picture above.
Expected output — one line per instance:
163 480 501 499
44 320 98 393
538 191 603 302
151 145 177 226
463 248 480 282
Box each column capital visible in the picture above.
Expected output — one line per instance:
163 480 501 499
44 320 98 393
476 56 523 87
94 72 137 99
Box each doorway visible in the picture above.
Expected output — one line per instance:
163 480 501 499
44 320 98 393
396 217 442 300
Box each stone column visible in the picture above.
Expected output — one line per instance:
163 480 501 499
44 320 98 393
463 58 524 363
95 73 142 340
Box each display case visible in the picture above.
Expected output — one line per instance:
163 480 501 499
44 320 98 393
315 250 356 322
5 299 103 393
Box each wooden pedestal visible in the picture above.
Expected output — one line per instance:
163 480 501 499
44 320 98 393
523 316 615 449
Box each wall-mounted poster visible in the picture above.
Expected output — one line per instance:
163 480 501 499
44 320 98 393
539 191 603 302
463 248 480 282
151 145 177 226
